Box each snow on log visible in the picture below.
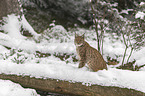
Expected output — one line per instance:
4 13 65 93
0 74 144 96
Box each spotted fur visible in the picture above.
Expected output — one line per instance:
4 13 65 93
74 34 107 71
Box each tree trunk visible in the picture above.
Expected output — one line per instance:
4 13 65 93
0 0 21 19
0 74 144 96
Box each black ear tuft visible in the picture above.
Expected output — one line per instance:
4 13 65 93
82 33 85 38
75 32 78 37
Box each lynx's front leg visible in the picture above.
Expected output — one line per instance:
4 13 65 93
78 52 86 68
79 59 86 68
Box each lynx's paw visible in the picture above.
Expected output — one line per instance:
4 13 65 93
78 62 85 68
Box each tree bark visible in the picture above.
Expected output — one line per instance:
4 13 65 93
0 74 144 96
0 0 21 19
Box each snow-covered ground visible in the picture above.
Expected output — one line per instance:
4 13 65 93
0 14 145 95
0 79 39 96
0 59 145 93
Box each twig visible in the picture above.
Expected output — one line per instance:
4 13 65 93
121 32 128 66
127 47 133 63
90 1 100 52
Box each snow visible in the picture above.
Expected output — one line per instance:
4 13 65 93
132 47 145 66
120 9 134 14
135 11 145 20
1 14 25 39
140 2 145 6
0 59 145 93
0 14 145 95
0 79 39 96
21 15 40 37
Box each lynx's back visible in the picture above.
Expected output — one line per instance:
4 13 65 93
74 34 107 72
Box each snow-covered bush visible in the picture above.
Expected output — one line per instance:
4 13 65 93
0 48 41 64
10 49 28 64
42 25 71 43
0 49 28 64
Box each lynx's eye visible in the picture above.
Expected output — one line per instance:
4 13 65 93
76 39 83 44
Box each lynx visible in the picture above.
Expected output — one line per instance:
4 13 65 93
74 33 107 72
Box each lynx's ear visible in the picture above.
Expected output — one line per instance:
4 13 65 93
75 32 78 38
82 33 85 39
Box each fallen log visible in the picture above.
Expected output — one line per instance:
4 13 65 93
0 74 144 96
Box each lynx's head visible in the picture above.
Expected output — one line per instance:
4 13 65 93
74 33 85 47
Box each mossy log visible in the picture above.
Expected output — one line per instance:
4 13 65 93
0 74 144 96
